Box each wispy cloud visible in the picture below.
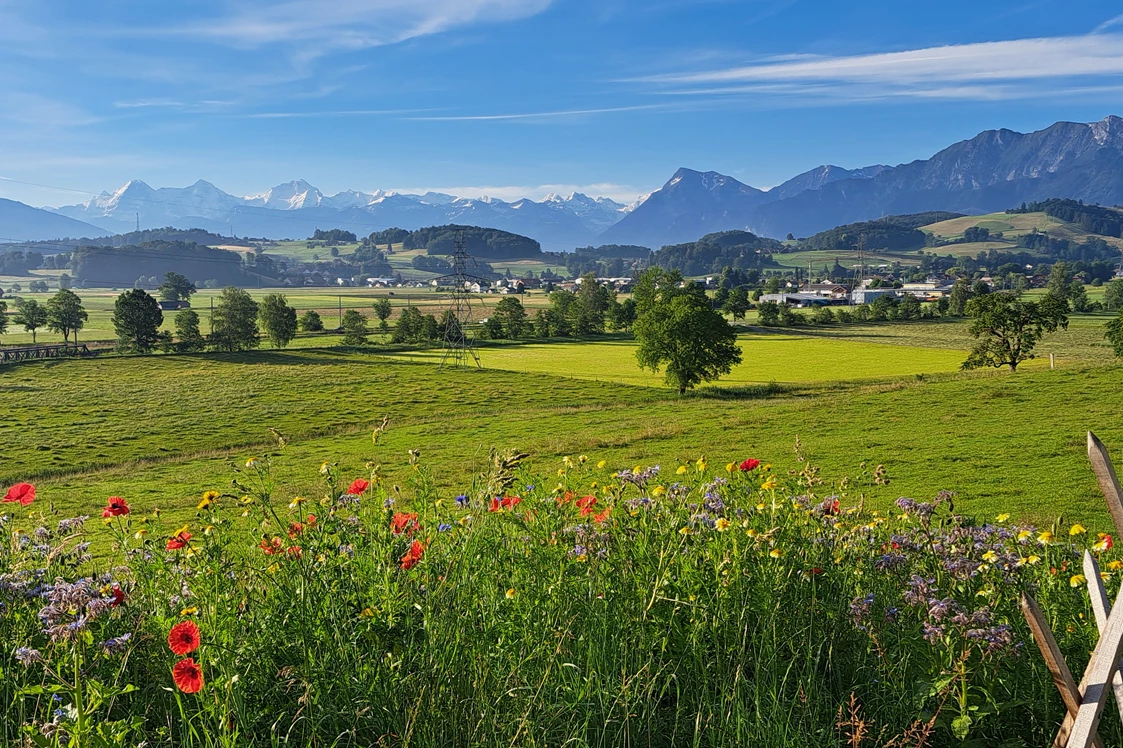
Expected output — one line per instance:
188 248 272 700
1094 14 1123 33
642 33 1123 102
166 0 554 52
245 108 437 119
405 104 668 121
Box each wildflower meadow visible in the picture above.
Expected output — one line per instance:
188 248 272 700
1 440 1116 747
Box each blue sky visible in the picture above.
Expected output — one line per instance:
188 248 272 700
2 0 1123 208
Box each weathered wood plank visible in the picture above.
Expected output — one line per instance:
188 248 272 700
1066 584 1123 747
1083 551 1123 725
1021 593 1104 748
1089 432 1123 538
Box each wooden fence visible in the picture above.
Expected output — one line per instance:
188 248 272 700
0 344 96 364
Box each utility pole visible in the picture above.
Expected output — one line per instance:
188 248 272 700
338 295 342 330
136 213 140 233
209 297 214 335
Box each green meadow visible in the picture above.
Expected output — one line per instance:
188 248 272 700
3 343 1123 535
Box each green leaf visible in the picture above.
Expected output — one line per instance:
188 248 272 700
952 714 973 740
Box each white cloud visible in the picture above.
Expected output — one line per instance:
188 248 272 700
174 0 554 50
405 104 666 122
643 33 1123 101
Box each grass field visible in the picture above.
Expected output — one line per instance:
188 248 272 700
390 332 972 385
4 345 1123 536
922 210 1123 250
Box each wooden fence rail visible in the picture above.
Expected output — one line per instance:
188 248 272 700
0 344 95 364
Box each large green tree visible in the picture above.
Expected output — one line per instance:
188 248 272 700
258 294 298 349
492 297 529 338
210 287 259 352
13 298 46 343
45 289 88 345
158 272 197 303
962 292 1068 372
341 310 369 345
633 267 742 394
175 309 206 351
722 287 751 321
1105 280 1123 312
112 289 164 353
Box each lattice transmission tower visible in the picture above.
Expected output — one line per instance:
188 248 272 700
433 232 483 369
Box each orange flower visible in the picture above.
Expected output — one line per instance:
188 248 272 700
286 545 302 559
168 621 201 656
592 507 610 524
400 540 425 570
555 491 576 507
390 512 420 535
2 483 35 507
166 530 192 551
172 658 204 693
259 537 282 555
488 496 521 512
102 496 130 518
576 496 597 516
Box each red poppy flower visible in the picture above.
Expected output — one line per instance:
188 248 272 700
110 585 126 607
390 512 419 535
172 658 204 693
739 459 761 473
166 531 192 551
286 545 302 559
287 522 304 539
2 483 35 506
824 499 840 516
400 540 425 570
555 491 576 507
168 620 201 656
592 507 611 524
347 479 370 495
102 496 130 518
488 496 521 512
306 514 316 526
259 537 282 555
810 568 823 575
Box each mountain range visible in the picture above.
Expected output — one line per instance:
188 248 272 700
3 115 1122 249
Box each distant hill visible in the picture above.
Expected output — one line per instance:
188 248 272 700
648 230 783 276
71 241 249 287
803 213 964 252
0 198 107 242
395 225 543 260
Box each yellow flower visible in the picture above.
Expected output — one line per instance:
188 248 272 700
562 456 574 468
359 607 374 618
1109 560 1123 571
288 496 307 509
755 502 766 511
172 524 190 538
597 459 607 469
576 554 587 562
761 479 777 490
1026 554 1041 565
982 550 998 562
1017 530 1031 541
652 485 666 497
505 588 517 599
745 529 758 539
1094 534 1113 552
590 481 598 489
725 462 735 473
320 462 331 475
578 455 588 464
995 513 1010 523
1037 531 1055 544
180 606 199 616
134 529 148 539
245 457 259 468
1102 572 1112 582
715 518 731 532
975 588 992 598
679 527 692 536
676 465 688 475
769 548 783 559
197 497 213 510
762 464 772 472
459 515 473 527
695 457 707 472
1070 524 1087 536
1070 574 1087 588
203 525 215 536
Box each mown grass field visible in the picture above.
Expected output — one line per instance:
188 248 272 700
391 332 972 385
3 346 1123 536
922 209 1123 250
